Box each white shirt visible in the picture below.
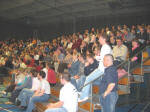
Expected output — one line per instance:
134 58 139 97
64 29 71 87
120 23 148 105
31 77 41 91
98 44 112 72
67 43 73 49
59 82 78 112
42 68 48 80
40 79 51 94
34 55 39 60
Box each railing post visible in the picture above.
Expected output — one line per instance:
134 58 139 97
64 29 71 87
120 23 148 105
90 83 93 112
141 51 143 75
127 59 130 85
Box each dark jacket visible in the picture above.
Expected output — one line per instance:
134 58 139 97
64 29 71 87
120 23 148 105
99 65 118 95
84 59 98 76
68 60 80 76
129 46 142 63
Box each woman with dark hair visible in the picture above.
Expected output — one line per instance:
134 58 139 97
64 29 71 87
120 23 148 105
118 39 142 79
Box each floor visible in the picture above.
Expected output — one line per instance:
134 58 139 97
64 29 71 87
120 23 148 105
0 73 150 112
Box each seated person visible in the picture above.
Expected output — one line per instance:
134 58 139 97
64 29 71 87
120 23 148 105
68 53 80 89
26 71 51 112
118 39 142 79
58 49 73 73
45 73 78 112
46 63 56 86
84 54 99 76
72 53 86 92
17 69 40 109
10 69 32 103
124 39 142 71
113 37 128 66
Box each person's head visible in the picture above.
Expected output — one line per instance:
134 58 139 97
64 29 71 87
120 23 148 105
132 39 139 48
60 72 71 85
78 53 85 62
98 33 108 45
46 63 52 69
124 29 128 35
116 37 123 47
37 71 46 80
86 54 94 64
30 69 38 77
103 54 114 67
110 36 116 44
94 47 100 56
72 53 79 61
139 27 144 33
66 48 72 55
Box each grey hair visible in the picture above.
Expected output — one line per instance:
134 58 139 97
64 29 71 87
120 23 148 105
104 54 114 62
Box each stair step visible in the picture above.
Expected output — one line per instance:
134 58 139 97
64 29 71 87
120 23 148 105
118 77 129 85
79 102 94 112
118 90 130 95
51 88 60 98
93 85 99 94
143 52 149 59
132 67 144 75
144 59 150 66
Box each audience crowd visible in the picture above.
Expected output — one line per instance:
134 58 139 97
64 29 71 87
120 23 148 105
0 24 150 112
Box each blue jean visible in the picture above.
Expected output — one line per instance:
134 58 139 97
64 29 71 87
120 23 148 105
76 75 86 92
147 47 150 56
71 75 86 92
80 68 104 99
26 94 50 112
100 92 118 112
71 77 78 90
18 88 34 107
45 107 67 112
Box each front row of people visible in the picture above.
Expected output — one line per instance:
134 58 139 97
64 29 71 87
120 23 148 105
4 54 118 112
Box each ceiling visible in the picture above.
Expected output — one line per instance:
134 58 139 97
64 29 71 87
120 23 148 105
0 0 150 26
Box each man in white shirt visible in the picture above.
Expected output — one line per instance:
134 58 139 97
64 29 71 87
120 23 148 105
79 33 112 102
45 73 78 112
26 71 50 112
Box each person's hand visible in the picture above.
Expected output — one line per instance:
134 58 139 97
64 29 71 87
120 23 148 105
68 64 71 68
103 92 108 98
74 75 80 79
85 62 89 67
46 103 54 109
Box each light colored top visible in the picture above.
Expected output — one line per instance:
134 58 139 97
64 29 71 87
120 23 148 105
113 44 128 61
20 62 27 68
67 43 73 49
43 68 48 80
40 79 51 94
59 82 78 112
34 54 39 60
31 77 41 91
98 44 112 72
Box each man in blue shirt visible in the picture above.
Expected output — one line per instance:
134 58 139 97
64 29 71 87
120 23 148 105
99 54 118 112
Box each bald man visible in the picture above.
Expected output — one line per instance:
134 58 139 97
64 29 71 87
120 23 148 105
99 54 118 112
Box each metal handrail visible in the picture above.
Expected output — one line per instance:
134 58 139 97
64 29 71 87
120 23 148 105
80 45 149 89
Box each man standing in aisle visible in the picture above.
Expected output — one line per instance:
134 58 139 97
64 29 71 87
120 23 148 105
99 54 118 112
45 73 78 112
79 34 112 102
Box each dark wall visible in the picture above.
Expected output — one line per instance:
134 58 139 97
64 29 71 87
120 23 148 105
0 21 33 41
37 13 150 41
0 13 149 41
37 20 74 41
